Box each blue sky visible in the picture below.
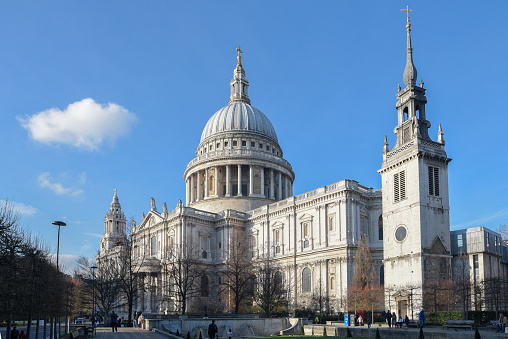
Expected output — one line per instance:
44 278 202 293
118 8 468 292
1 1 507 272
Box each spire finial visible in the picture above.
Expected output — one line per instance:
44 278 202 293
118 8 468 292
383 134 389 153
438 123 445 144
236 46 243 66
401 6 417 88
114 188 117 196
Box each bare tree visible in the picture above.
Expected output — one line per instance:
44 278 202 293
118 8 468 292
497 224 508 240
423 280 455 323
165 241 202 314
219 228 254 314
253 259 287 318
114 218 145 326
453 253 473 320
347 234 383 318
311 278 329 315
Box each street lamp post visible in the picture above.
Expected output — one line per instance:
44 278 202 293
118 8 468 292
52 220 66 339
91 265 97 325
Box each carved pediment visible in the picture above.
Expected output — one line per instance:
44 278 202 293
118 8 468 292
272 221 284 229
299 213 314 221
427 236 449 255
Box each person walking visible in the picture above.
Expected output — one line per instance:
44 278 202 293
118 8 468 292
133 312 138 328
17 331 25 339
137 312 144 329
227 328 232 339
110 310 119 332
419 309 425 329
10 326 19 339
391 312 397 328
208 320 218 339
385 310 392 328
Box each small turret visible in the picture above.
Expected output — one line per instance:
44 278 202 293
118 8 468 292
228 46 250 104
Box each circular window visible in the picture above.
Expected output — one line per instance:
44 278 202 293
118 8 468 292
395 225 407 242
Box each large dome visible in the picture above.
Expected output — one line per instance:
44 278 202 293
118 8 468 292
200 102 278 144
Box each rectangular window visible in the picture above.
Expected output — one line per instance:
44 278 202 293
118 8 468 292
473 254 479 279
428 166 440 196
394 170 406 202
486 233 490 249
303 222 309 237
259 143 263 149
266 145 270 151
233 140 237 147
242 140 247 147
328 215 335 231
217 143 220 149
225 141 229 147
251 142 255 147
457 234 463 248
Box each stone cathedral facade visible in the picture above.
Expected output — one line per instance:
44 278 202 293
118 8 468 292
98 19 508 318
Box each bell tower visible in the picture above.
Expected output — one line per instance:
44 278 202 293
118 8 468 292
378 8 452 315
99 189 127 252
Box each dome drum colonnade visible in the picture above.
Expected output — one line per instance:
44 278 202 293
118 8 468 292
184 47 294 212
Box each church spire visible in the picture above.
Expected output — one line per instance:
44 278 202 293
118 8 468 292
229 46 250 104
402 6 417 88
110 188 121 212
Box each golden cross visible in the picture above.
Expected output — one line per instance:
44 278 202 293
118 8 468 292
400 6 413 19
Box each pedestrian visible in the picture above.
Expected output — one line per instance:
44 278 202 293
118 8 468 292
385 310 392 328
133 312 138 328
138 312 144 329
18 331 25 339
419 309 425 329
92 314 97 328
366 315 371 329
208 320 218 339
110 310 119 332
10 326 19 339
227 328 232 339
391 312 396 328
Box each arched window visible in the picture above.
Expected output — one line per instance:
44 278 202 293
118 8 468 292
302 267 311 293
275 271 283 285
378 215 383 241
380 265 384 286
200 275 209 297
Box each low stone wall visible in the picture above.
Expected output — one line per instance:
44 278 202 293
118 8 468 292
147 317 296 338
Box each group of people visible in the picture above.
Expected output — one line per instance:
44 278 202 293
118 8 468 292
9 327 26 339
132 311 144 329
207 320 232 339
384 310 413 328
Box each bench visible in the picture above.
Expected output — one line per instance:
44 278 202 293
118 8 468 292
487 320 496 331
443 320 475 330
407 320 420 328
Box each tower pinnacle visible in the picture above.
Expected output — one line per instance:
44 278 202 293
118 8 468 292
401 6 417 88
229 47 250 104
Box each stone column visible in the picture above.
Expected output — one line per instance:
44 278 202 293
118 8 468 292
146 275 152 313
261 168 265 197
215 166 219 197
190 174 195 203
139 274 145 312
226 165 230 196
278 172 282 200
249 165 254 196
205 168 209 198
196 170 201 201
269 169 275 199
237 164 242 196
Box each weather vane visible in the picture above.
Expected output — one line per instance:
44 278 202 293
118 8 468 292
400 5 413 30
236 46 243 65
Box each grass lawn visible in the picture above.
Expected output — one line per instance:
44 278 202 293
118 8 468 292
250 336 370 339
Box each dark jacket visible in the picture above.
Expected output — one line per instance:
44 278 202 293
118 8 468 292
111 312 118 324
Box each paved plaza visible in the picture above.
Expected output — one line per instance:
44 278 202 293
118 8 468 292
90 326 168 339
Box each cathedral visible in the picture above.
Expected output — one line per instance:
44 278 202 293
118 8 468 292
98 15 508 318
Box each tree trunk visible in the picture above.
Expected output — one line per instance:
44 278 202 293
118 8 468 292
35 315 40 339
27 314 32 339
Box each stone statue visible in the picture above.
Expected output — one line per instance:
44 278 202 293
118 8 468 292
163 202 168 215
151 197 157 211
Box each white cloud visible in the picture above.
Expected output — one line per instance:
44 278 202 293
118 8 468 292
38 172 84 196
452 207 508 230
84 233 103 239
49 254 80 274
18 98 138 151
0 200 39 216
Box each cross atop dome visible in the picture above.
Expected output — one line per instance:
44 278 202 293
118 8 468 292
236 46 243 66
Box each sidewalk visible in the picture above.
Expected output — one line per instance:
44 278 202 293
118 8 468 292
93 326 168 339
